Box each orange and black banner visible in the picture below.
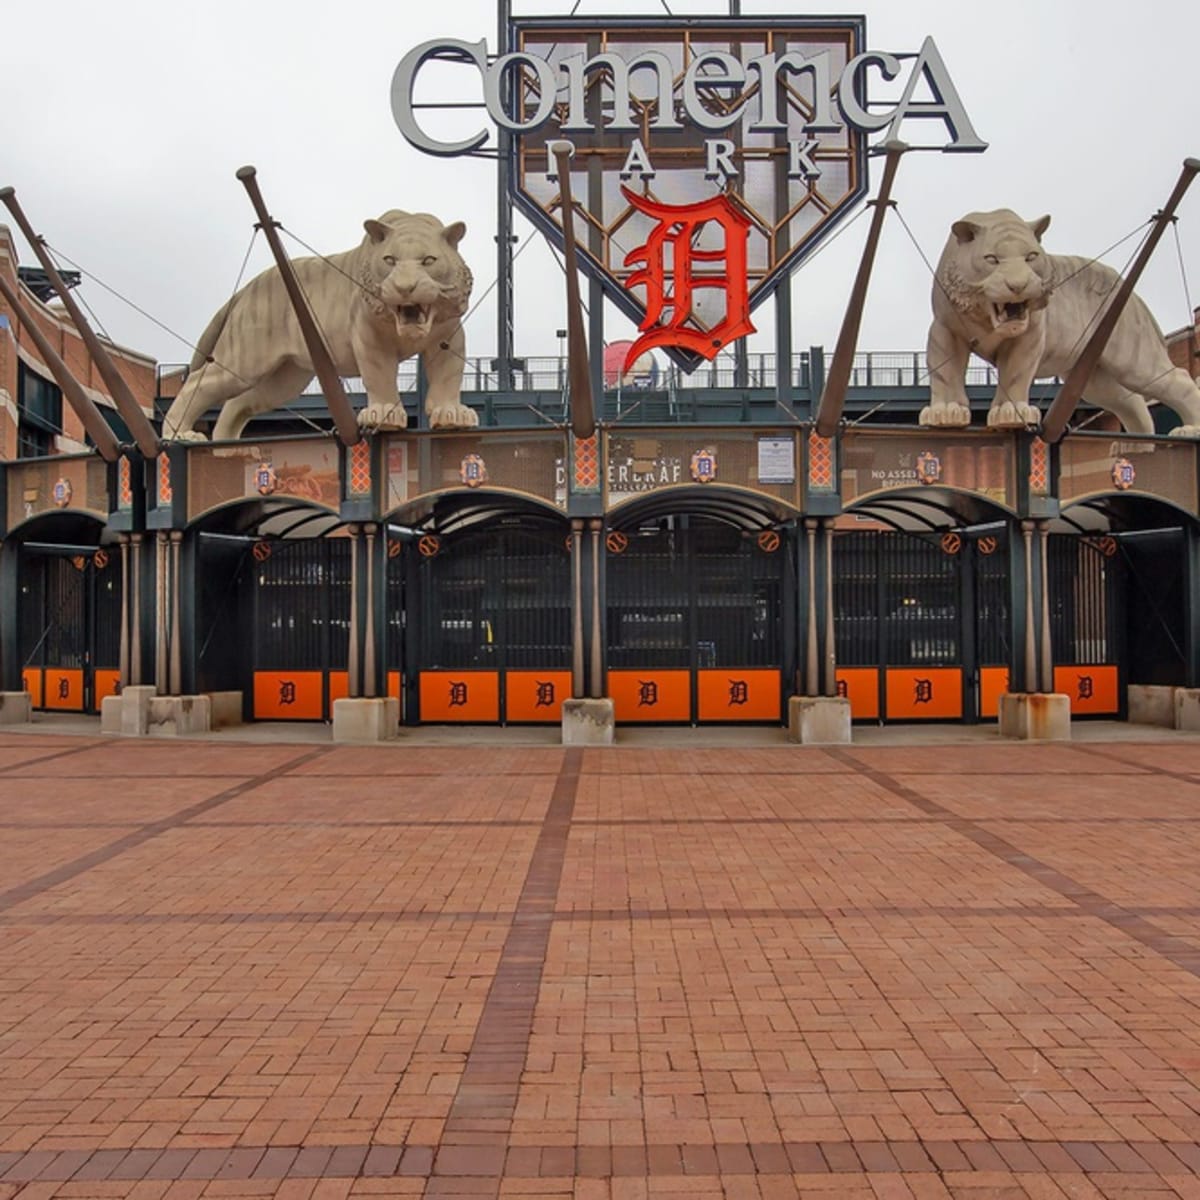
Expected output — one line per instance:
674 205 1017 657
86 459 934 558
253 671 324 720
505 671 572 723
696 669 781 722
979 666 1009 719
835 668 880 720
608 670 691 723
1054 665 1119 715
43 668 84 712
885 668 963 720
419 671 500 723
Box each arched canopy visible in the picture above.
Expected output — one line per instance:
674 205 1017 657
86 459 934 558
1053 492 1200 534
607 484 796 534
187 498 346 540
845 485 1015 532
5 509 114 546
385 490 568 538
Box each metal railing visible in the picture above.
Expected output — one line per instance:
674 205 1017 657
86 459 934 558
156 350 1003 400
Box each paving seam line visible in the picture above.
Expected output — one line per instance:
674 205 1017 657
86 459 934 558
825 746 1200 979
0 745 334 913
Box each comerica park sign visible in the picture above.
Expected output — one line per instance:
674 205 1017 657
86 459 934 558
391 16 986 369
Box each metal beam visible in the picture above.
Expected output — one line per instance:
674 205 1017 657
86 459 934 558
814 142 908 437
235 167 361 448
0 272 120 461
1041 157 1200 443
551 142 596 439
0 186 161 459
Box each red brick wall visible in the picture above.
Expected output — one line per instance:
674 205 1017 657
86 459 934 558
1166 308 1200 380
0 225 158 458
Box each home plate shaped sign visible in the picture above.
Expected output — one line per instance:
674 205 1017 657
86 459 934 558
392 15 985 369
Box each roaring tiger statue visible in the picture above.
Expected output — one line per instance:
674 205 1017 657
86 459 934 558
162 210 475 441
919 208 1200 436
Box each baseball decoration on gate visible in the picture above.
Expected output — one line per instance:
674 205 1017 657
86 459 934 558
252 541 272 562
916 451 942 485
254 461 277 496
757 530 781 553
690 447 718 483
940 532 962 555
418 534 441 558
460 454 488 487
977 535 998 556
1111 457 1136 490
606 531 629 554
93 549 110 570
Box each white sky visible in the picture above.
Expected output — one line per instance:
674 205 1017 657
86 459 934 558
3 0 1198 373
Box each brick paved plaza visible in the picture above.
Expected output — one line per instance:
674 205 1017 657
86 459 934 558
3 732 1200 1198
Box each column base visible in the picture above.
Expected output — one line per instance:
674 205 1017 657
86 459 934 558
1128 684 1175 727
0 692 32 724
562 698 615 745
787 695 852 745
1175 689 1200 732
207 691 244 729
332 697 399 742
998 693 1071 740
102 688 212 737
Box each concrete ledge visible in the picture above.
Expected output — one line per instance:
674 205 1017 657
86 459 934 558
102 688 213 737
787 695 851 745
1128 684 1176 728
207 691 244 729
1176 689 1200 732
562 697 615 746
332 697 400 742
0 692 32 725
998 693 1071 740
148 695 212 737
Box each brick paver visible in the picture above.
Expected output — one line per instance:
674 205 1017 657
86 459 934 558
0 732 1199 1198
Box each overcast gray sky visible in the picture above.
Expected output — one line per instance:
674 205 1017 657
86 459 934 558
4 0 1198 373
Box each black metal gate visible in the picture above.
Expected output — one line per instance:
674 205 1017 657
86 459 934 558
605 516 787 723
401 521 572 723
251 538 350 720
1048 534 1125 715
834 529 991 721
18 547 121 712
1119 529 1188 688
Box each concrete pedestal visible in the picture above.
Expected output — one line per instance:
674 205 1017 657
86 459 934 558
787 695 852 745
332 697 400 742
1176 689 1200 732
998 693 1071 741
0 692 32 724
207 692 244 729
562 697 615 745
101 688 212 737
1128 684 1176 727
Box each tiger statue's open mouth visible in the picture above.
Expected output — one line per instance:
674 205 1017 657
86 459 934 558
396 303 433 335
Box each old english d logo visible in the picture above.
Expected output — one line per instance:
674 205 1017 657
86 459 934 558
621 188 755 372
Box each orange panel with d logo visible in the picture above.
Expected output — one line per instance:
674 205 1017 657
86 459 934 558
836 668 879 720
697 669 780 721
254 671 324 720
419 671 500 722
44 668 84 711
979 666 1010 719
506 671 572 723
328 671 350 705
885 668 963 719
609 669 690 722
1054 665 1118 714
22 668 44 709
93 670 121 708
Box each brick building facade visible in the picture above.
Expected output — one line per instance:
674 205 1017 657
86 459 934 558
0 225 156 460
